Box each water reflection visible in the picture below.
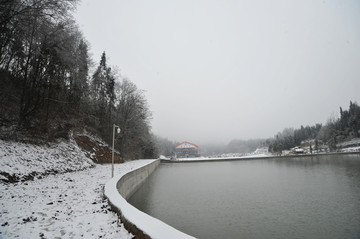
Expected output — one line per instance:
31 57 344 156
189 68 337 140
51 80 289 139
129 154 360 239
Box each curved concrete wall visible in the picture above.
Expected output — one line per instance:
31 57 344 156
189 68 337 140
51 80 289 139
104 160 196 239
117 159 160 200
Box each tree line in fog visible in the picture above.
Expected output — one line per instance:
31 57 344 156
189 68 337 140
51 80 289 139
269 101 360 152
0 0 157 159
156 101 360 156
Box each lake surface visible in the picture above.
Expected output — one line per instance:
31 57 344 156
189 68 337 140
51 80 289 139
128 155 360 239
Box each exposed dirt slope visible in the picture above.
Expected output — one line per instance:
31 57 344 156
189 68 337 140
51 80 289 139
74 135 123 164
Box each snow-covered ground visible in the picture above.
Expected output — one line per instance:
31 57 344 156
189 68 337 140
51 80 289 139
337 138 360 152
0 137 153 238
0 139 94 182
0 161 155 239
341 146 360 152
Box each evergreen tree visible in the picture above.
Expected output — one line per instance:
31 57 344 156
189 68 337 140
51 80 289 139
91 52 117 131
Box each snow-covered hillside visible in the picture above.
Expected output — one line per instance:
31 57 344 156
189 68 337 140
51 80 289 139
0 139 94 183
0 136 151 238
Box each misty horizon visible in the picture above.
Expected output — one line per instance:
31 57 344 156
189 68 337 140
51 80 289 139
75 0 360 145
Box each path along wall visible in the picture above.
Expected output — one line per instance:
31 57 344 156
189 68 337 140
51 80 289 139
104 159 196 239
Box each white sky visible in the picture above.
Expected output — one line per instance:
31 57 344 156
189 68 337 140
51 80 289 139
75 0 360 144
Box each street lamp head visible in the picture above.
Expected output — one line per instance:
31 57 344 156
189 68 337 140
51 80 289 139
112 124 121 178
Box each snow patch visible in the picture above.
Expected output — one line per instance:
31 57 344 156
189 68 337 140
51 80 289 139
0 139 94 182
0 164 133 238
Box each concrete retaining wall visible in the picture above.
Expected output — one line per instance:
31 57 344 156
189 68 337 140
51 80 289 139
117 159 160 200
104 159 196 239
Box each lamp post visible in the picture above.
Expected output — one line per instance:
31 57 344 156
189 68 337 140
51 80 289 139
112 124 120 178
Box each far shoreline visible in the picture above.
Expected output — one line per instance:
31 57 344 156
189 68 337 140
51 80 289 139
161 151 360 163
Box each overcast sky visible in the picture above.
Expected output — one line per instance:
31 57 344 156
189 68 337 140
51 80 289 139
75 0 360 145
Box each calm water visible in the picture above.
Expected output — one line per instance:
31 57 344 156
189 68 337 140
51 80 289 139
128 155 360 239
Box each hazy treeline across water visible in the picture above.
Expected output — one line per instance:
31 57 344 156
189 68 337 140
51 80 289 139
156 101 360 156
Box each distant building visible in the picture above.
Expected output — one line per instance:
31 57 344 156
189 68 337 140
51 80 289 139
254 147 268 154
291 146 305 154
175 141 200 158
282 150 291 156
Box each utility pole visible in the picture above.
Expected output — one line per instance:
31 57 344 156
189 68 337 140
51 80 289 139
112 124 120 178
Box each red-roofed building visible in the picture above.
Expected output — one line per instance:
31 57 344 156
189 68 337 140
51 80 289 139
175 141 200 158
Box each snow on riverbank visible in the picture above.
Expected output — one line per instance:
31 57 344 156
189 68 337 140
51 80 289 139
0 161 152 238
171 153 271 161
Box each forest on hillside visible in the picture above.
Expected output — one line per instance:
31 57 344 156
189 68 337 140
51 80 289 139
224 101 360 155
156 101 360 156
1 1 359 159
268 101 360 153
0 0 157 159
